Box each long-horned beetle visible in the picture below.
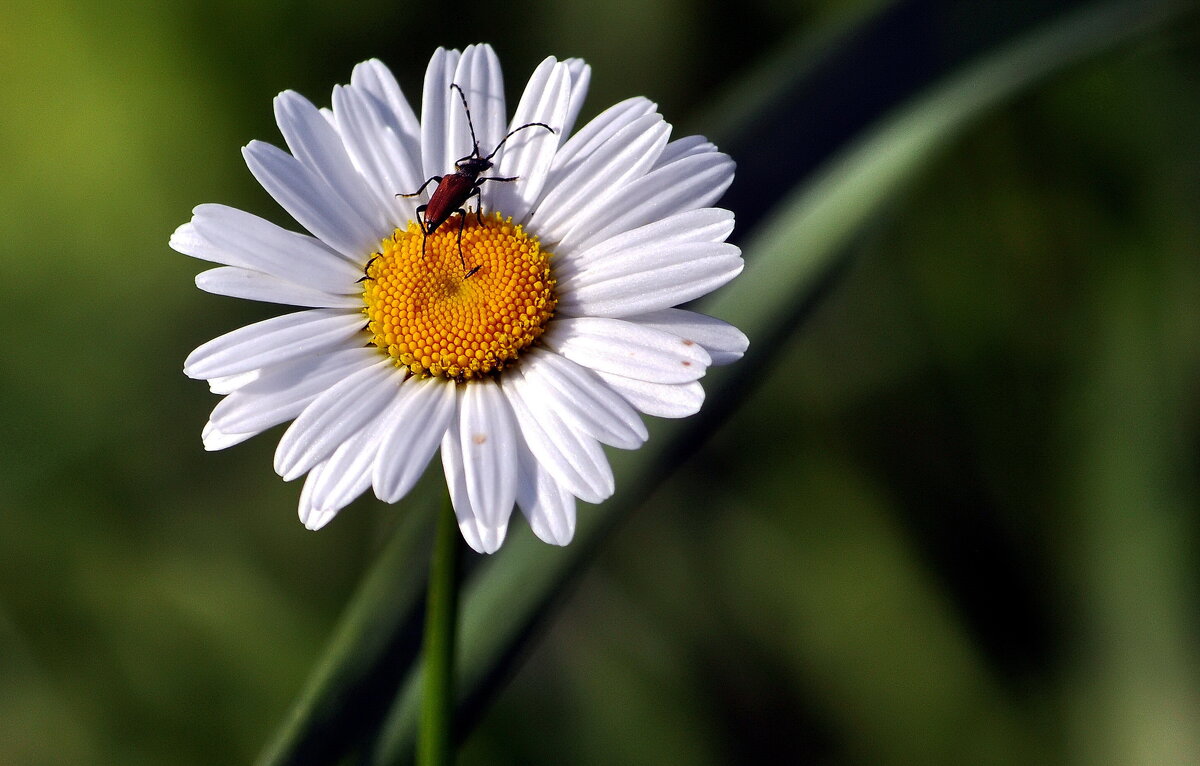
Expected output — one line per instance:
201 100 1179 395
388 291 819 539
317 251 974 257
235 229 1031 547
399 83 556 278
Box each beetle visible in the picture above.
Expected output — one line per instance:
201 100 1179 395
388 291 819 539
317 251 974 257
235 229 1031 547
400 83 556 278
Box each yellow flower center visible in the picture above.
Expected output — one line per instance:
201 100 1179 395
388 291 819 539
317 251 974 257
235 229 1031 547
362 212 557 381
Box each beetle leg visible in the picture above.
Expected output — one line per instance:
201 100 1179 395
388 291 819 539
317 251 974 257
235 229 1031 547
452 208 481 278
453 208 471 273
410 204 432 255
398 176 441 198
474 176 518 227
412 204 429 232
358 253 380 282
464 185 485 228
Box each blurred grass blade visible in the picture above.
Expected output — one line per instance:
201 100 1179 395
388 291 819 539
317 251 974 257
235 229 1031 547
1063 257 1200 763
707 0 1142 238
255 506 433 766
363 1 1191 763
716 0 1190 337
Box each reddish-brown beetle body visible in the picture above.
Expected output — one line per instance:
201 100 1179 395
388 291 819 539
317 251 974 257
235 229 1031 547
420 162 489 236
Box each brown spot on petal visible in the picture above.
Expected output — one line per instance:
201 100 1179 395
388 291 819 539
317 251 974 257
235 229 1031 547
682 339 695 346
682 361 692 367
473 433 488 444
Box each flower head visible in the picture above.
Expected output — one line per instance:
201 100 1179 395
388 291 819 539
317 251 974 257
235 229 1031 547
173 44 747 553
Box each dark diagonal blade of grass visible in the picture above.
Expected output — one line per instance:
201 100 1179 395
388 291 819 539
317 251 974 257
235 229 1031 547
254 505 434 766
365 1 1194 763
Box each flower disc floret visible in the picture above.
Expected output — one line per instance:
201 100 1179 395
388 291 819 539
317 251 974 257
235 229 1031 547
362 212 557 380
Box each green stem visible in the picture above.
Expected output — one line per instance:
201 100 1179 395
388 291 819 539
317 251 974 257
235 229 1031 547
418 495 461 766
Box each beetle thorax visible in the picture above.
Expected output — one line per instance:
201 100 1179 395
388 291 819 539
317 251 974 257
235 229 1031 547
456 154 493 175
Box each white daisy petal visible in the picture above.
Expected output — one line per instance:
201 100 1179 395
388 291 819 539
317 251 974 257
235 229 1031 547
595 371 707 419
623 308 750 365
544 316 711 384
556 208 735 281
502 371 614 504
655 134 718 167
243 140 381 259
529 114 670 245
557 242 743 318
349 59 422 172
490 58 573 223
516 449 577 546
183 309 365 380
302 507 340 532
420 47 462 183
451 44 506 183
440 417 495 554
274 359 399 481
302 409 394 525
274 90 391 232
441 392 512 555
207 370 260 395
201 419 258 451
556 58 592 144
539 97 657 197
195 266 362 308
455 380 519 541
168 221 207 260
298 460 338 530
174 204 362 286
373 378 457 503
520 349 647 450
332 83 422 223
210 348 379 436
560 151 735 252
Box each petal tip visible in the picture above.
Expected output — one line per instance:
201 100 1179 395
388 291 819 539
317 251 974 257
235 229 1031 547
301 505 338 531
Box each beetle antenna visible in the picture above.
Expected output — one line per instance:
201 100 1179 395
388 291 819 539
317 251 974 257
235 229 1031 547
449 83 482 156
484 122 557 162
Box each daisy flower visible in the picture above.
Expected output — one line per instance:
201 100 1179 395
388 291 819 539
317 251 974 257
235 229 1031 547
172 44 747 553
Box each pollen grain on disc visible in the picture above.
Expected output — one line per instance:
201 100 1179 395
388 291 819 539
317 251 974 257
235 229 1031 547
361 213 556 381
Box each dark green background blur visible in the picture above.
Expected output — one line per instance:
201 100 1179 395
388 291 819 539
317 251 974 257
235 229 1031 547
2 0 1199 764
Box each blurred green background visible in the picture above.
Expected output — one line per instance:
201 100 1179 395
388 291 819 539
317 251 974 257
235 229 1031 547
2 0 1199 764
